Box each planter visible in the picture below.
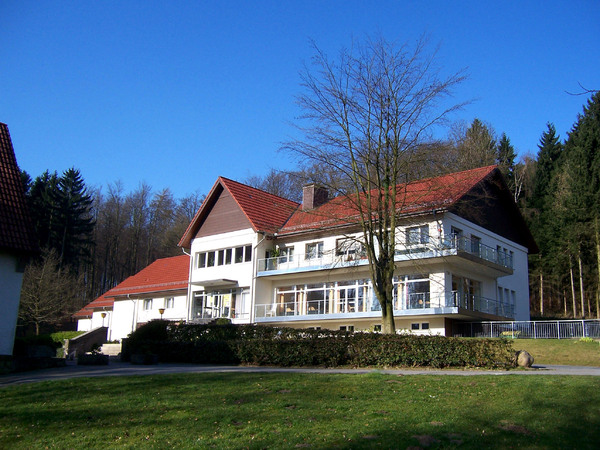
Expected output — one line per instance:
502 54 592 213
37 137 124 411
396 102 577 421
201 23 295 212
77 353 109 365
130 353 159 365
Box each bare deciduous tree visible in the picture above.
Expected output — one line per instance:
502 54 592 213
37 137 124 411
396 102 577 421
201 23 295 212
284 36 467 333
19 249 84 335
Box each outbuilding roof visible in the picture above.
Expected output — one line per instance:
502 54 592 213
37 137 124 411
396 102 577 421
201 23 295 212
73 255 190 318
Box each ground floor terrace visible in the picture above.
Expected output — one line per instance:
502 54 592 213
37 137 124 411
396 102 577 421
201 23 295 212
252 271 515 331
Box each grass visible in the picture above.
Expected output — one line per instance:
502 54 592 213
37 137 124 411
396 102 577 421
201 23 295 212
0 372 599 449
512 338 600 366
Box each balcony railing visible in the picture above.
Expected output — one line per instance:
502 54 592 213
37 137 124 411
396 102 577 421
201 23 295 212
257 235 513 274
255 290 514 320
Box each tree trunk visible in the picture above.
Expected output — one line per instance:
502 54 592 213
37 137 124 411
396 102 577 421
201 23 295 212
539 266 544 317
381 299 396 334
570 254 577 318
578 250 585 319
563 289 567 316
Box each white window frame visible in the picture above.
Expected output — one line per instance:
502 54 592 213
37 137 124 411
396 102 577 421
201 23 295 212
305 241 324 260
143 299 153 311
406 225 429 246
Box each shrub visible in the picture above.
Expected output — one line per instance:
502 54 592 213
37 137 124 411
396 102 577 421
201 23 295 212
123 323 516 369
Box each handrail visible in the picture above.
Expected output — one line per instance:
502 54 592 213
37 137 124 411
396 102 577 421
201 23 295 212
255 291 514 319
257 234 513 273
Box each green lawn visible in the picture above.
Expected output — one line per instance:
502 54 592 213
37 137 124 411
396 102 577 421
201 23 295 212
513 338 600 366
1 372 599 449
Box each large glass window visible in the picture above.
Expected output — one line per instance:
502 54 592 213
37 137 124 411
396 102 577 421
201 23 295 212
394 274 430 309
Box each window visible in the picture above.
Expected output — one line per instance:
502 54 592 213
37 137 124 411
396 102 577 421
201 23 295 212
421 323 430 330
197 252 206 269
165 297 175 309
406 226 429 245
244 245 252 262
373 325 382 332
272 246 294 263
235 246 244 263
207 251 215 267
339 325 354 332
451 226 463 248
306 242 324 260
225 248 232 264
143 299 153 310
336 238 365 260
217 249 225 266
411 323 420 330
471 235 481 255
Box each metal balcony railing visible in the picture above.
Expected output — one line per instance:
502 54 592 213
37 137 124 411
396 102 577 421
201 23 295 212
255 290 514 320
257 234 513 274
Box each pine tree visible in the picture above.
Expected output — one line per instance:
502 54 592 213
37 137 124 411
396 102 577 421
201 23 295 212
50 168 95 270
496 133 516 193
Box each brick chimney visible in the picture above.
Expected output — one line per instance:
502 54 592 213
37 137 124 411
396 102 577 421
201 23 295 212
302 184 328 210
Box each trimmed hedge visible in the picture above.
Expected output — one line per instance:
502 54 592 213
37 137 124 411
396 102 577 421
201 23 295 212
125 321 516 369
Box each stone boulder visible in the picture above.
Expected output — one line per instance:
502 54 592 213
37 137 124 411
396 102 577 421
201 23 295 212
515 350 534 368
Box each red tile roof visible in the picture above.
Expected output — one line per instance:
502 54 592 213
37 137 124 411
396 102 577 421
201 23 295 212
73 291 115 318
219 177 300 233
178 177 299 247
0 123 38 253
73 255 190 318
280 165 498 235
106 254 190 298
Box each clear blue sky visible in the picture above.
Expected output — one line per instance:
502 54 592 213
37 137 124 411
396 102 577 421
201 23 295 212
1 1 598 199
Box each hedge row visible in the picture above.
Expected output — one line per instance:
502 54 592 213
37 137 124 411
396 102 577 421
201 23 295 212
123 321 516 369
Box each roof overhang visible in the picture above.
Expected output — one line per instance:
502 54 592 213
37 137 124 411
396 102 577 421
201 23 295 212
190 279 238 289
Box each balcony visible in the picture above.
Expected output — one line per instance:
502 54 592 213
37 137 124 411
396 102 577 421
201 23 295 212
254 291 514 321
257 235 513 276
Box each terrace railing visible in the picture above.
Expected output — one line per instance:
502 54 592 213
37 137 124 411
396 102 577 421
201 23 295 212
454 320 600 339
255 291 514 320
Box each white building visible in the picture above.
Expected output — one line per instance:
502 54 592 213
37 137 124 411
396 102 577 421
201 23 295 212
0 123 38 356
178 165 536 336
78 165 537 339
76 255 189 341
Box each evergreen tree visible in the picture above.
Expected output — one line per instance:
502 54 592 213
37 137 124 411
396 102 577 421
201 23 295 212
50 168 95 269
531 123 563 210
496 132 516 193
24 170 60 250
561 92 600 318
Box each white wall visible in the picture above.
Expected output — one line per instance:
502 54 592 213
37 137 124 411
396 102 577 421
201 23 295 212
0 251 24 355
110 294 187 341
443 213 531 320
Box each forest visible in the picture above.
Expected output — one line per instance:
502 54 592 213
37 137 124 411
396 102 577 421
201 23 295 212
17 92 600 334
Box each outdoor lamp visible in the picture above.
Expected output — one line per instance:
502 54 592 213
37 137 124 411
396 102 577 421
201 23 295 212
159 308 165 319
101 312 107 327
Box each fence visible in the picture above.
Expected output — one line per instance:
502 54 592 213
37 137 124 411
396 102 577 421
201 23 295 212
453 320 600 339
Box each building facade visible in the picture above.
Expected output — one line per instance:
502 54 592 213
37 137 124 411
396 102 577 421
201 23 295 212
78 165 537 339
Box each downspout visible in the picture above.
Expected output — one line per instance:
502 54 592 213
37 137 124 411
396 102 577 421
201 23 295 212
129 294 137 335
182 248 193 323
250 232 269 324
106 306 113 341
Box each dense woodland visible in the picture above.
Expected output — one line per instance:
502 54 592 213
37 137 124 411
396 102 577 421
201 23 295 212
17 92 600 333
